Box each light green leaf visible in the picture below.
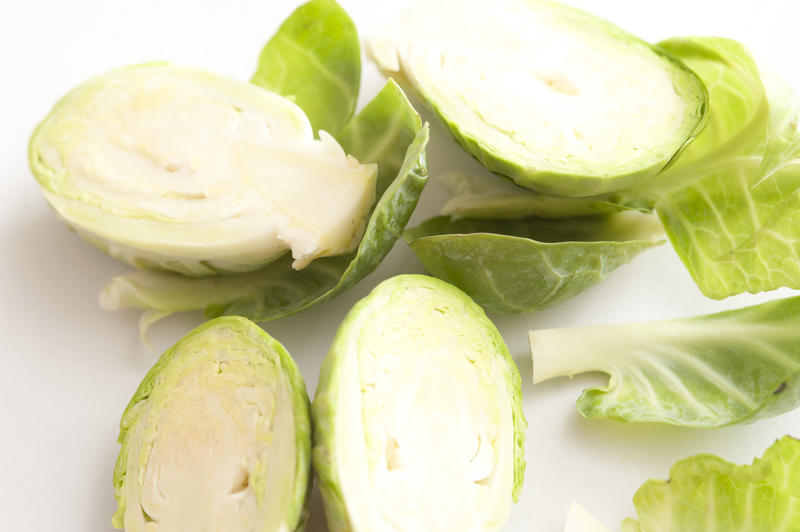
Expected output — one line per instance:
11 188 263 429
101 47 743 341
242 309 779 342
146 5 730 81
251 0 360 136
621 437 800 532
531 296 800 427
101 81 428 324
613 37 800 299
405 212 663 314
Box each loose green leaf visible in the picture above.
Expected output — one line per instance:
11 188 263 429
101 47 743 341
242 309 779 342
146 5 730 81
101 81 428 325
311 275 526 531
532 296 800 427
613 37 800 299
251 0 360 135
405 212 663 314
621 437 800 532
112 317 311 531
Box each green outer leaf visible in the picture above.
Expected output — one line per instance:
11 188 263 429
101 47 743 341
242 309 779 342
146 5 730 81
368 0 707 198
611 37 800 299
100 81 428 323
251 0 360 136
311 274 526 531
111 316 311 531
621 437 800 532
531 296 800 427
653 38 800 299
404 213 663 313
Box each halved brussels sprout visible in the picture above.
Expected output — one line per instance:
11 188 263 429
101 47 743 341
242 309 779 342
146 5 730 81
31 0 429 332
367 0 707 197
312 274 526 531
112 317 310 531
30 64 376 276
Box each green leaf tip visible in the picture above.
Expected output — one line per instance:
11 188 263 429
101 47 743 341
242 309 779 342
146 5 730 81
252 0 361 136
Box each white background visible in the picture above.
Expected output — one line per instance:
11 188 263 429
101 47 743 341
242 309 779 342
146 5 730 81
2 1 800 530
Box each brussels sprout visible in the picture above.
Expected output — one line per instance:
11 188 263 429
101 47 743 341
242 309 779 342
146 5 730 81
312 274 526 531
31 0 370 277
31 0 429 332
112 317 311 531
30 64 377 276
367 0 707 197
